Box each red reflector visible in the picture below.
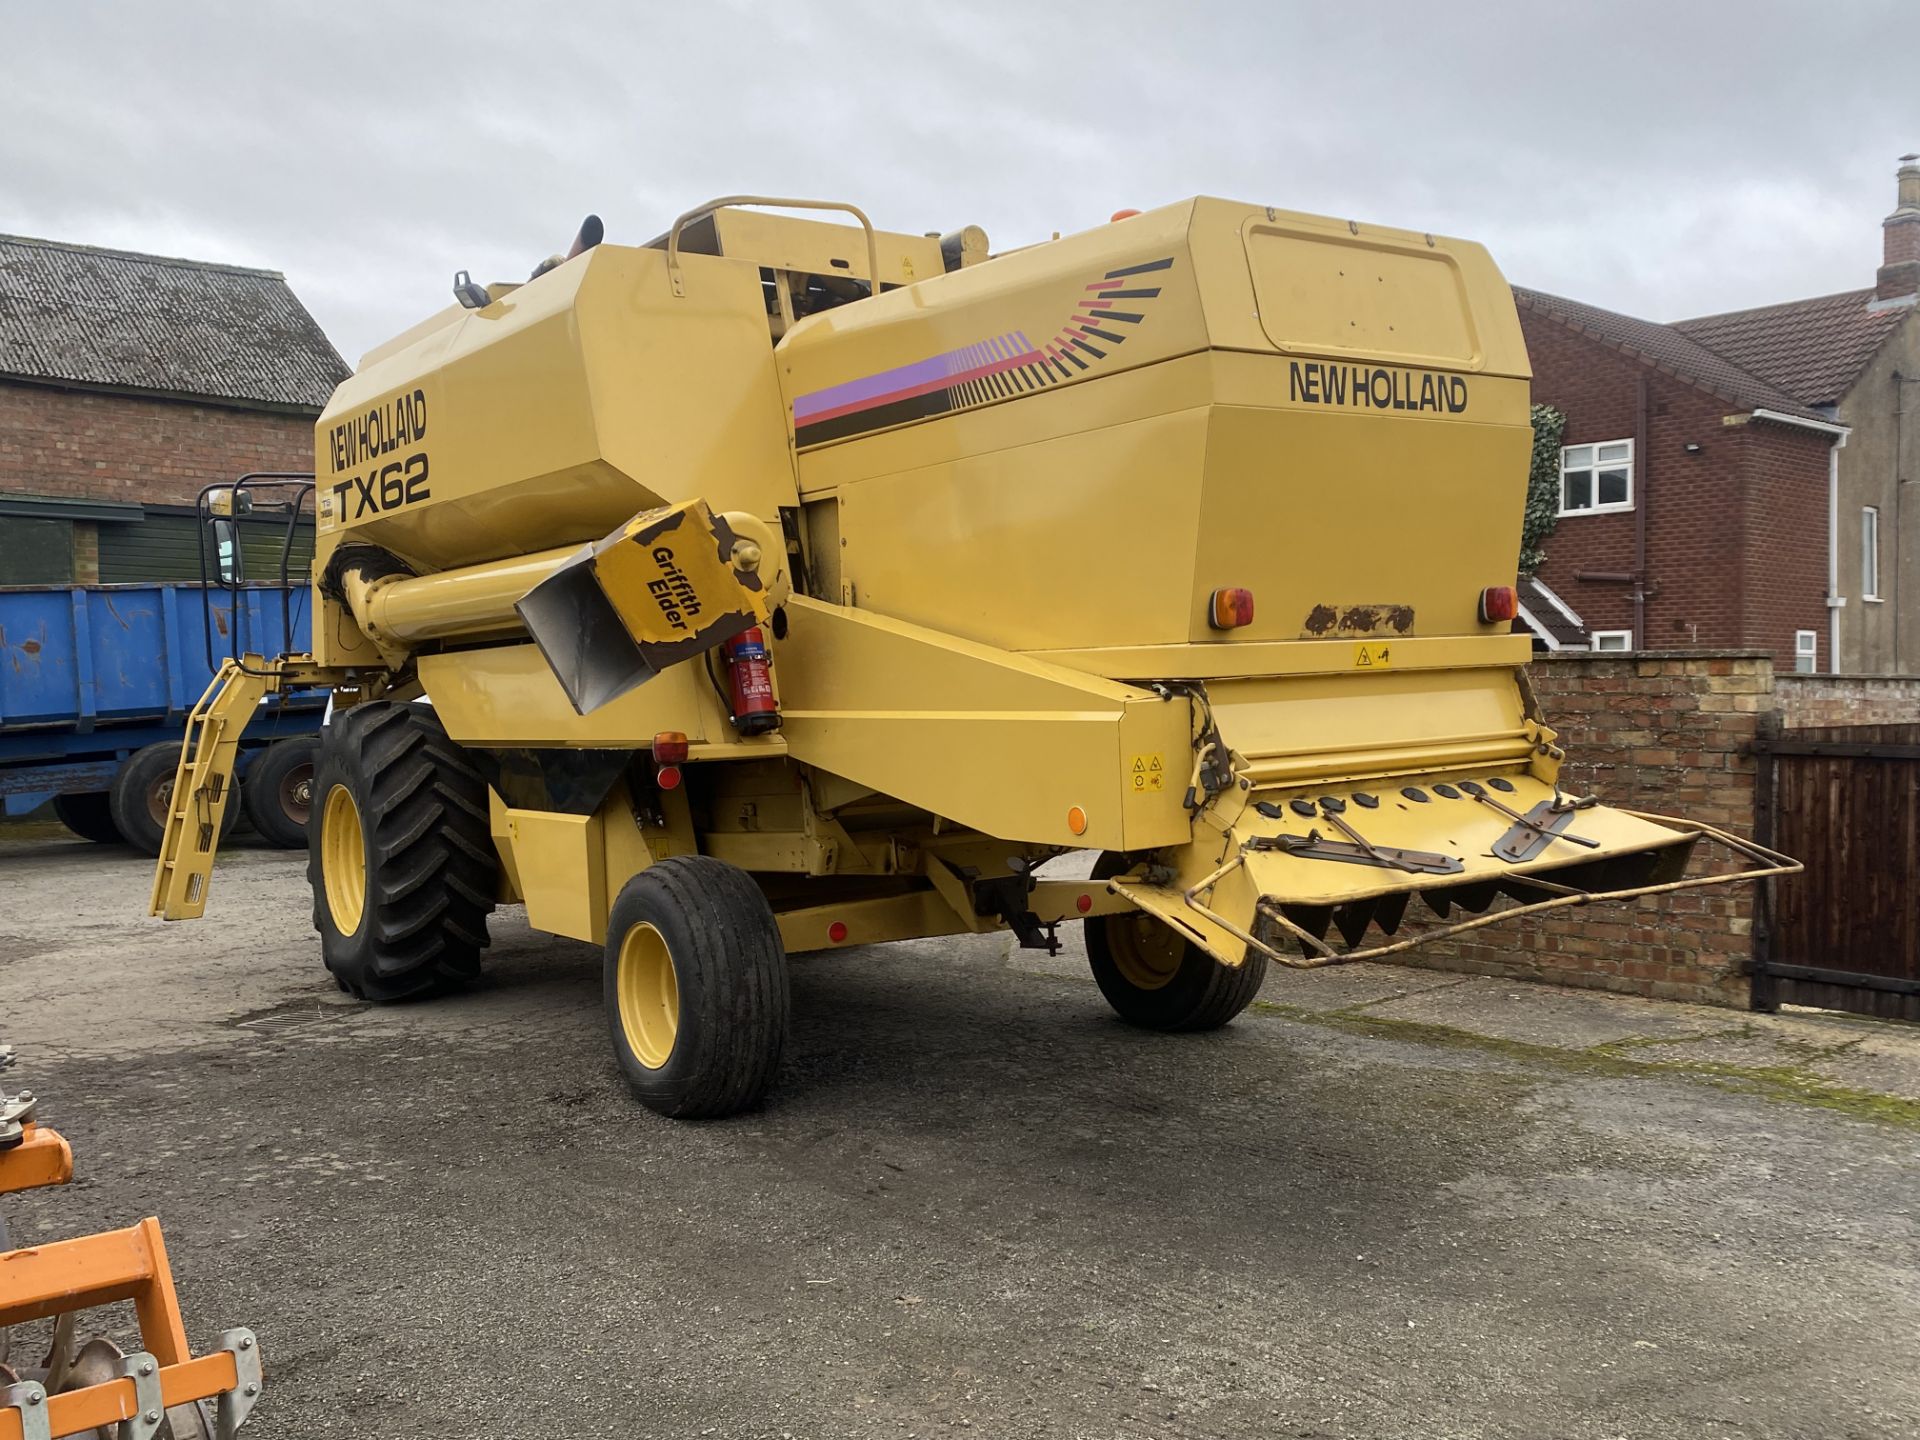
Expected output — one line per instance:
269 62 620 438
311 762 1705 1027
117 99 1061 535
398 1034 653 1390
655 763 683 791
652 730 690 763
1478 586 1518 623
828 921 849 943
1075 893 1093 914
1208 587 1255 630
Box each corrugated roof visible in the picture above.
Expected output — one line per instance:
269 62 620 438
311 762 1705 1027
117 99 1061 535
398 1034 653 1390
1672 288 1908 406
0 234 348 410
1514 285 1830 425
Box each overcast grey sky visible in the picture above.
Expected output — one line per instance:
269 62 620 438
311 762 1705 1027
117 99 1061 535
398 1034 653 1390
3 1 1914 364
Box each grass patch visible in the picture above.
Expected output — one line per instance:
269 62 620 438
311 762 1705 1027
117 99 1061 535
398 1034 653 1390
1251 999 1920 1132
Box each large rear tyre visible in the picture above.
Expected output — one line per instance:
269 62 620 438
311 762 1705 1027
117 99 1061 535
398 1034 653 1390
243 736 320 849
309 703 496 1002
603 857 789 1119
109 742 237 857
1084 853 1267 1031
53 791 122 845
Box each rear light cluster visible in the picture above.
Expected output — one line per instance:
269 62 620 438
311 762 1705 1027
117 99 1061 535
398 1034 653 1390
1478 585 1518 624
1208 587 1255 630
652 730 688 790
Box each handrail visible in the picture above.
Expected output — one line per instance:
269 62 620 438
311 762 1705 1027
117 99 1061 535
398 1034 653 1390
664 195 881 299
193 473 314 675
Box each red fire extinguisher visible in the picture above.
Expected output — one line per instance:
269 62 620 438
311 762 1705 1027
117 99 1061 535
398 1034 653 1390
724 626 780 735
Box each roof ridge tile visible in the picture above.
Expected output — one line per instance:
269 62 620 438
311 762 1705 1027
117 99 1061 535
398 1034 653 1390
1513 285 1827 423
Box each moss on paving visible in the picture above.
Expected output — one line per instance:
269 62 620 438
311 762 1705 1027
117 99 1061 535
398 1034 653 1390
1250 998 1920 1133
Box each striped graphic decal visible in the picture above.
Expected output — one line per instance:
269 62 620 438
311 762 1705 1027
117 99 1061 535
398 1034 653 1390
792 257 1172 447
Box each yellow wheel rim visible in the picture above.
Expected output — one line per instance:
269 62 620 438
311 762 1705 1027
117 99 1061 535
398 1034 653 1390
320 784 367 936
1108 911 1185 991
616 921 680 1070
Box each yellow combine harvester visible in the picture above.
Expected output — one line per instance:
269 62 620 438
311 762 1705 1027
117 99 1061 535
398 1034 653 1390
150 196 1791 1117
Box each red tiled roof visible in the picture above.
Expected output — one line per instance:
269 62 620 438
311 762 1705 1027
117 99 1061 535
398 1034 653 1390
1671 289 1908 407
1514 286 1829 424
1517 575 1588 649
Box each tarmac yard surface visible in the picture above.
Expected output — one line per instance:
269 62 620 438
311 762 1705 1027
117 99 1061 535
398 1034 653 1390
3 832 1918 1439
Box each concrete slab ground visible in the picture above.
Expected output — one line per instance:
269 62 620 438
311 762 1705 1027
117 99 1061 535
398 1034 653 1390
3 826 1919 1439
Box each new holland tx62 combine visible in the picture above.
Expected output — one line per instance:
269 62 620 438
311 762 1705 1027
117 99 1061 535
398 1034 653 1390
149 196 1792 1116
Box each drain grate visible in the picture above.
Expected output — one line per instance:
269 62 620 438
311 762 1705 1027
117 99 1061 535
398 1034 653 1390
227 999 353 1034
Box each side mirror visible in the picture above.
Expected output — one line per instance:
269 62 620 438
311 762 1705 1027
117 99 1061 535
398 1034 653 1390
210 518 244 585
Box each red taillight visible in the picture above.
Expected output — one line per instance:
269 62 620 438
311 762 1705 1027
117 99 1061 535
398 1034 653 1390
655 764 683 791
1478 586 1518 624
1208 587 1255 630
652 730 690 764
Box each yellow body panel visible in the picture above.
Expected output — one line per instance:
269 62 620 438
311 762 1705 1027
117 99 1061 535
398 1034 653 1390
774 596 1194 851
491 799 608 944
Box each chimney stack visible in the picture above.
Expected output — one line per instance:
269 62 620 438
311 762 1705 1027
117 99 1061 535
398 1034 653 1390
1877 153 1920 303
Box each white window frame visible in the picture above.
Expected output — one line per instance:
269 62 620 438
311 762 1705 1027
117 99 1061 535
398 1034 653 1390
1862 507 1882 601
1559 439 1635 517
1590 630 1634 652
1795 630 1818 673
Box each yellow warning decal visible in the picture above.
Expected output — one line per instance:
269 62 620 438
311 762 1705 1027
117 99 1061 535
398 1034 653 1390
1128 753 1167 793
1353 643 1394 669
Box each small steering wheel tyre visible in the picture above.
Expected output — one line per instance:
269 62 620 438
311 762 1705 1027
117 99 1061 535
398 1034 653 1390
603 856 789 1119
1083 852 1267 1031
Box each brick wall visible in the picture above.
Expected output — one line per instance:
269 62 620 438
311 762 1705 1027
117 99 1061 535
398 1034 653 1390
1521 307 1833 672
1736 421 1835 666
1524 312 1663 644
0 379 315 508
1401 651 1771 1007
1775 672 1920 728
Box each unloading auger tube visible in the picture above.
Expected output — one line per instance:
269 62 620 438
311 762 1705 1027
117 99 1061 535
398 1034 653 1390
149 194 1798 1118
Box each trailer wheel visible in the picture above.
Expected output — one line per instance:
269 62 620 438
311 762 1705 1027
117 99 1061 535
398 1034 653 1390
109 742 238 857
603 857 789 1118
243 737 320 849
309 703 497 1002
53 791 122 845
1084 853 1267 1031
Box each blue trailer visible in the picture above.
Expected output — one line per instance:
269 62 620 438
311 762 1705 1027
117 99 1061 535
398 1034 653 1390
0 582 325 852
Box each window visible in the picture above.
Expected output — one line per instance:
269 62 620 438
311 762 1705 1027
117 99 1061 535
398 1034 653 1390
1560 440 1634 515
1862 507 1881 601
1795 631 1818 674
1591 630 1633 651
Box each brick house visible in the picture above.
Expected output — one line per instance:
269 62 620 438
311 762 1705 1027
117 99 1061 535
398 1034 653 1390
0 235 347 585
1514 287 1845 672
1670 156 1920 673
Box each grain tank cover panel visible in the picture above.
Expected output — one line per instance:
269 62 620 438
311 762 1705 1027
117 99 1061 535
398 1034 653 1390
314 246 796 576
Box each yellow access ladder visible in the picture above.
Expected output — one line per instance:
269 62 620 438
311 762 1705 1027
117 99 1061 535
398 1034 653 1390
148 659 274 921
